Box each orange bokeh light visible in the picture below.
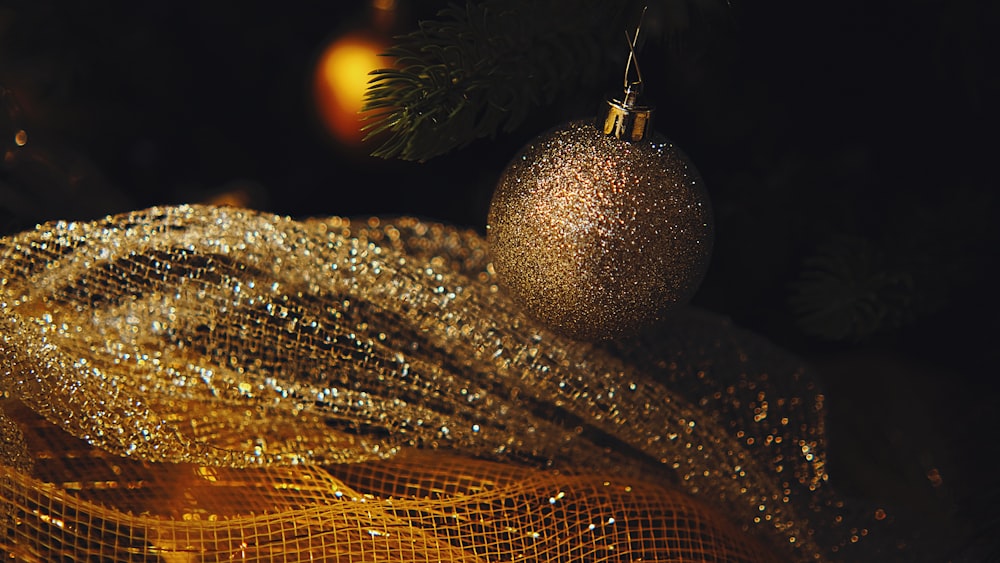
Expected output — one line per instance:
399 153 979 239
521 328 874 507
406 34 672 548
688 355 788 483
312 31 388 147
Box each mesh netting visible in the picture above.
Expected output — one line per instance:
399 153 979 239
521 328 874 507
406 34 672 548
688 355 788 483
2 401 778 561
0 205 907 561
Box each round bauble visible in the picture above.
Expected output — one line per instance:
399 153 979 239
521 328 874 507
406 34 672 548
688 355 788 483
486 118 713 341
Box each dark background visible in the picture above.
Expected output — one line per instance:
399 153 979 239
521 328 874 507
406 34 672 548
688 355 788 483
2 1 998 559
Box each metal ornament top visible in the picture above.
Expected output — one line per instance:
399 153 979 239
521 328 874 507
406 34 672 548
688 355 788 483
597 11 655 142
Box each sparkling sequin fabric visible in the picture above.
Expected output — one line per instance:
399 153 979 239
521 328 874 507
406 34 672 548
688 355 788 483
1 205 904 561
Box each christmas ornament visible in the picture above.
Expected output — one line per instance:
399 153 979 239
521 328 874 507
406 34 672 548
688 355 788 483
486 24 713 341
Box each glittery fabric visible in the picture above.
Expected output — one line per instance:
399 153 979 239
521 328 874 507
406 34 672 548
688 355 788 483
0 205 906 561
487 119 713 340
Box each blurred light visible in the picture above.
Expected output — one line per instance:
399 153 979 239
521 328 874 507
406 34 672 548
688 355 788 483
312 0 400 152
312 31 387 147
204 189 252 209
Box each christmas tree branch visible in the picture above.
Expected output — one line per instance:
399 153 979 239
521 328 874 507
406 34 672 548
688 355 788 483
363 0 627 161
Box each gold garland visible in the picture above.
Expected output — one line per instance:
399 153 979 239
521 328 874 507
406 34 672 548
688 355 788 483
1 205 902 561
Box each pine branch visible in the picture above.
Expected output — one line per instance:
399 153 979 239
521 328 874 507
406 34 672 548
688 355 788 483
788 235 917 342
362 0 626 161
788 188 997 343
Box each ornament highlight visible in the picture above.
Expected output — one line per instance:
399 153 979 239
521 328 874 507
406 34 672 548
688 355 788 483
486 28 713 341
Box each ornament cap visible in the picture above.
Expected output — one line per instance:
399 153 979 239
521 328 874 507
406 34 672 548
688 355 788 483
597 95 655 142
598 9 655 143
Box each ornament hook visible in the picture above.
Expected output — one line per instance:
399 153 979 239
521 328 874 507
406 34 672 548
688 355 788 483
623 7 647 108
597 6 654 142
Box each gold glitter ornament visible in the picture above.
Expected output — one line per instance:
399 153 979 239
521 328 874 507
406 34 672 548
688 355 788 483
486 29 713 341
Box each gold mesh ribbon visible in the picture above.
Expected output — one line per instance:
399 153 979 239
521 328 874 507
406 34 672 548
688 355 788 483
0 205 903 561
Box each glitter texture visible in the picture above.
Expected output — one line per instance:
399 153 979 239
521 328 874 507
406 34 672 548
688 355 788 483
487 119 713 340
1 205 906 561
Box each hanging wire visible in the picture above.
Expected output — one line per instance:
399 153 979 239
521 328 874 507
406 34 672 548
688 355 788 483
622 6 647 107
